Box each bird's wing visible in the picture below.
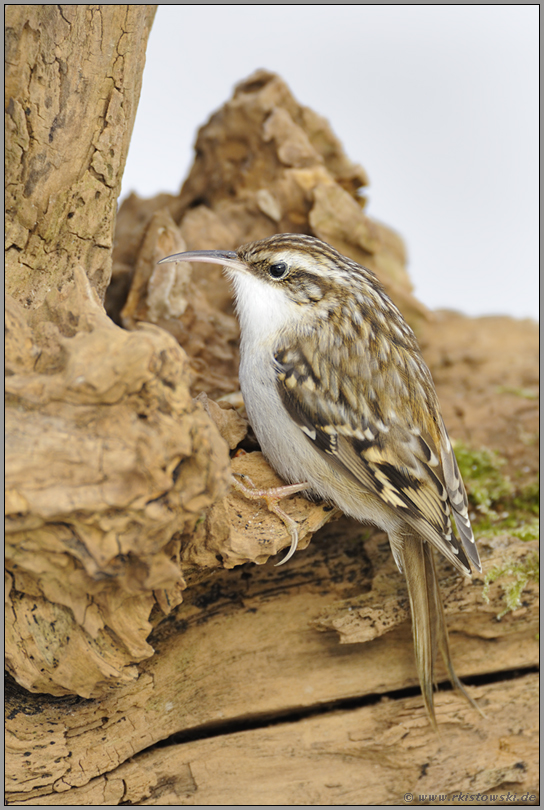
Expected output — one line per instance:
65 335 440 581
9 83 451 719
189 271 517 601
274 335 480 575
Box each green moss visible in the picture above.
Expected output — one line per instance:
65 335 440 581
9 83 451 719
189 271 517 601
512 478 540 515
453 442 514 515
477 519 540 541
452 442 539 537
509 519 540 542
452 442 539 619
482 552 539 619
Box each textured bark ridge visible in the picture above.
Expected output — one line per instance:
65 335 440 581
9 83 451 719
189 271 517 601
5 269 232 697
5 5 156 307
5 12 539 806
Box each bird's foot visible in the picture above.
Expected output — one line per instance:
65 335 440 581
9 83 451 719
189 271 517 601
231 473 309 565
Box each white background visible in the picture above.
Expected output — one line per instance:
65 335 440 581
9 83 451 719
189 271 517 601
121 5 538 321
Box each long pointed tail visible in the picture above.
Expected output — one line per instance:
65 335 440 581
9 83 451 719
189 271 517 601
400 532 480 728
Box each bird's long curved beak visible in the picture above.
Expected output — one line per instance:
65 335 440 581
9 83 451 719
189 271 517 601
158 250 247 273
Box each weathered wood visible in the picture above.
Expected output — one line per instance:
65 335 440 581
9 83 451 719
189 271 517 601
5 4 157 307
8 674 539 806
100 672 543 807
5 523 538 804
80 670 541 808
4 269 233 698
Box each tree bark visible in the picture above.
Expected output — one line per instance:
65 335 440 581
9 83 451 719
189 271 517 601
5 3 230 700
5 5 156 308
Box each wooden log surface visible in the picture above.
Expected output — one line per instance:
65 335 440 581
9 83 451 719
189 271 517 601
5 522 539 805
10 674 538 806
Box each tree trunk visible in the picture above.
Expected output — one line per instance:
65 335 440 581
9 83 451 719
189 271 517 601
5 4 156 307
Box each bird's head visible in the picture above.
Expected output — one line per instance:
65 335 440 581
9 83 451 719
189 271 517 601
159 233 412 347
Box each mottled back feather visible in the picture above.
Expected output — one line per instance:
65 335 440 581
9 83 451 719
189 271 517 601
274 315 479 575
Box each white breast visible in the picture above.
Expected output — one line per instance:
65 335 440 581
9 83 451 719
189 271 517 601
231 271 312 482
230 268 405 539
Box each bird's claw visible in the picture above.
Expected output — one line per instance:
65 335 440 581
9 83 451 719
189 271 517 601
230 473 309 565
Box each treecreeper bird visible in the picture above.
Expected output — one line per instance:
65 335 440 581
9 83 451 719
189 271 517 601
159 233 482 727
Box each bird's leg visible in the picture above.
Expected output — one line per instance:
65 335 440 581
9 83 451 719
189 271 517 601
231 472 309 566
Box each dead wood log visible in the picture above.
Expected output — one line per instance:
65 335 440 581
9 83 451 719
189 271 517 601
5 523 538 804
12 674 537 806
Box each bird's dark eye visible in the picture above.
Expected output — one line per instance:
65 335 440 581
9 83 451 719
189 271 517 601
268 262 288 279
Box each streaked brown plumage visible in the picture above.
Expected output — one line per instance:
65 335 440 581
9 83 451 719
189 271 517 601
160 233 482 727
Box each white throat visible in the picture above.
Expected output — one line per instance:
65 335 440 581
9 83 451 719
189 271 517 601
229 271 298 350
